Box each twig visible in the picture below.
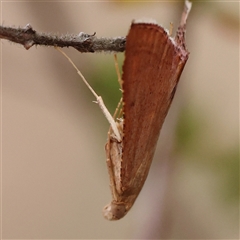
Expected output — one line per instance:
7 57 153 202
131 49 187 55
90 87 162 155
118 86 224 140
0 24 126 53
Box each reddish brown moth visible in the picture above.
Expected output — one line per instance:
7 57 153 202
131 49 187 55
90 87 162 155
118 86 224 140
57 0 191 221
103 0 192 220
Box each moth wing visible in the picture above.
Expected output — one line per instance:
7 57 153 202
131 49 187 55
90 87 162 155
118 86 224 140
121 23 188 195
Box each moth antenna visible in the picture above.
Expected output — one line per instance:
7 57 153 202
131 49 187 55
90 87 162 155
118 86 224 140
55 47 121 142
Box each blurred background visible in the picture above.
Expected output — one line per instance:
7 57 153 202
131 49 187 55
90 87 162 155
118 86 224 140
1 1 239 239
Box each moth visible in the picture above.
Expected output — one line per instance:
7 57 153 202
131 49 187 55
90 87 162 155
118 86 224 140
57 0 192 221
103 0 192 220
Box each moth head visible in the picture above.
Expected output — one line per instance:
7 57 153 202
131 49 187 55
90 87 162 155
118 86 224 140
103 201 127 220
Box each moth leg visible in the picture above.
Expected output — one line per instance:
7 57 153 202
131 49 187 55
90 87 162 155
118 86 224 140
113 98 123 120
105 157 119 201
56 47 121 142
105 141 119 201
114 54 122 89
169 22 174 36
113 54 124 120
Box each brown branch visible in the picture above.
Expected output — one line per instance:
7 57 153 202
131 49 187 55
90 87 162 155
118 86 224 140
0 24 126 53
